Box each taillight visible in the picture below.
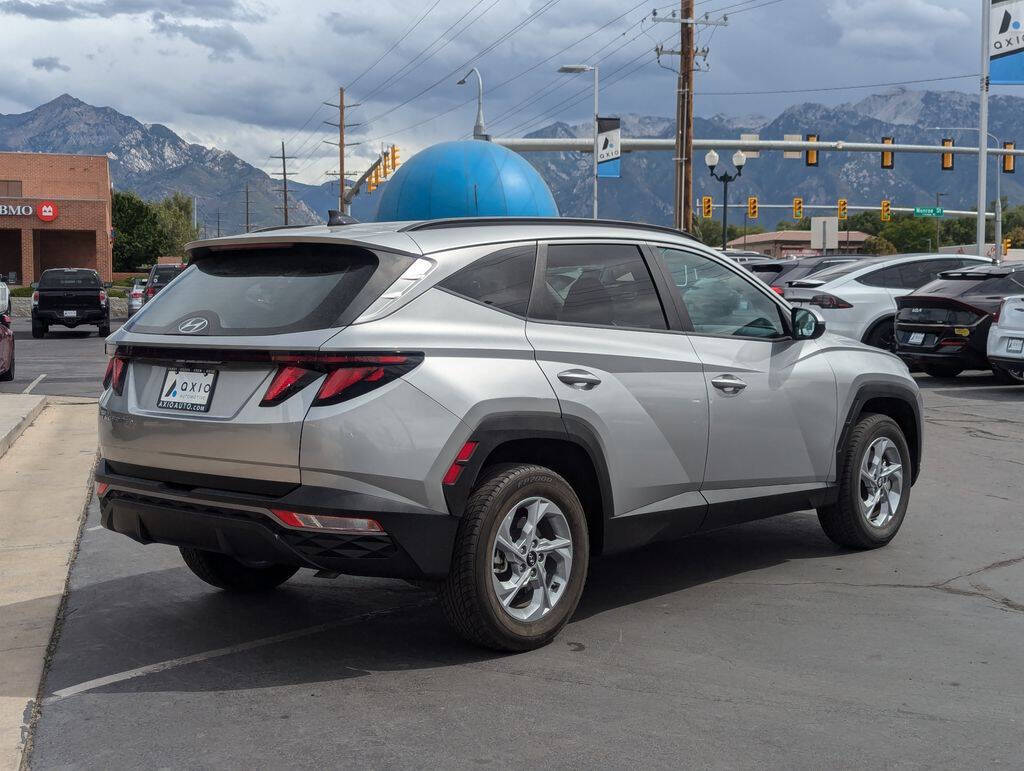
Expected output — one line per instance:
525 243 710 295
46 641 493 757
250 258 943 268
102 356 128 394
31 291 39 306
99 290 107 304
96 482 109 498
146 286 155 297
994 300 1004 324
771 286 785 295
809 293 853 309
259 353 423 408
131 291 142 299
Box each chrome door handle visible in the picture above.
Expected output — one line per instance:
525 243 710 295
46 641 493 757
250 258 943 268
711 374 747 394
557 369 602 390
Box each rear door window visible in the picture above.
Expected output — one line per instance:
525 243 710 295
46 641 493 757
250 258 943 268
440 244 536 317
129 244 410 336
150 267 184 286
530 243 667 330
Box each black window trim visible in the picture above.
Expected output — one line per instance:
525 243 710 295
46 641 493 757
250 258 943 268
645 240 797 343
527 239 683 334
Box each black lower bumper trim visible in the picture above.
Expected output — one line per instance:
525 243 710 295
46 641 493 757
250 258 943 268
96 460 458 579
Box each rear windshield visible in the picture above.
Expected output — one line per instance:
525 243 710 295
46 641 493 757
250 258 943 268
39 270 100 289
128 244 400 336
150 266 185 286
919 271 1024 297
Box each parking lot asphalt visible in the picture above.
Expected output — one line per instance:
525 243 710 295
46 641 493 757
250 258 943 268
0 319 123 398
22 368 1024 767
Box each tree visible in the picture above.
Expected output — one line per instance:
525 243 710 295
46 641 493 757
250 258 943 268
154 193 199 256
862 236 898 255
776 217 810 231
1006 225 1024 248
879 216 937 253
112 191 198 272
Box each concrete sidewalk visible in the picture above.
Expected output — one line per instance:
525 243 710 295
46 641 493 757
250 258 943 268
0 401 96 770
0 395 47 461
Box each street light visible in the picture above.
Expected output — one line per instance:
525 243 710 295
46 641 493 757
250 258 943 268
457 67 488 140
928 126 1003 261
705 149 746 249
558 64 599 218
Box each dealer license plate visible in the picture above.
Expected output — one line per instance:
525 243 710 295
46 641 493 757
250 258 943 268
1008 338 1024 354
157 368 217 413
908 332 925 345
63 310 76 318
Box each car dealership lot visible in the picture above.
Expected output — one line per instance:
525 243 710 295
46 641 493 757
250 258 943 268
0 319 122 398
23 371 1024 768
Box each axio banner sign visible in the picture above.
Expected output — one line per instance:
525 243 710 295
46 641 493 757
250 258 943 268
991 0 1024 84
597 117 621 179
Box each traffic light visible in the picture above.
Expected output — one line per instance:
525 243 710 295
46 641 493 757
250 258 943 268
1004 238 1012 255
837 198 848 220
747 196 758 220
805 134 819 167
381 151 390 176
390 145 400 171
367 166 379 193
881 199 892 222
941 138 954 171
881 136 894 169
792 196 803 220
1003 141 1016 174
701 195 713 219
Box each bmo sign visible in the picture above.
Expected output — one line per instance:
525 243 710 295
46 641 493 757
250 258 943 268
0 200 59 221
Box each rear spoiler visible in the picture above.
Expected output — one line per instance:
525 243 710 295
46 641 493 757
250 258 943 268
787 279 827 289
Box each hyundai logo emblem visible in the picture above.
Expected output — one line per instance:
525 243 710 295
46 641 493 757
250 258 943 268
177 317 209 334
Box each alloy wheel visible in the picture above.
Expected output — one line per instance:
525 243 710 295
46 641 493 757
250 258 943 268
490 496 573 623
859 437 904 528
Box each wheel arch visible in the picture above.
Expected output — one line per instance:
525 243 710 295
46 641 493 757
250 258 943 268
838 384 922 484
861 314 896 346
442 412 612 556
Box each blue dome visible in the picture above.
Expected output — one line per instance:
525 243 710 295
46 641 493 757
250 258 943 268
374 140 558 221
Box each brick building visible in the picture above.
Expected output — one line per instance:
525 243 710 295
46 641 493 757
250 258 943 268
0 152 112 285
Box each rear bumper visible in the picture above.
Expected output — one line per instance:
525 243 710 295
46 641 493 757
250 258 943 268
989 355 1024 369
34 308 107 324
95 459 459 579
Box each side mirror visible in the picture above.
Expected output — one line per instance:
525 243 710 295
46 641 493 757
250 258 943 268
0 314 10 328
30 282 39 289
792 307 825 340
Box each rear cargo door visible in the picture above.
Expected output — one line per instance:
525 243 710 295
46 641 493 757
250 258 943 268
37 270 103 311
101 241 416 484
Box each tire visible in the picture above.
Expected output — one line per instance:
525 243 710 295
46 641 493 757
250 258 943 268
98 320 111 336
0 355 12 382
179 547 299 592
992 362 1024 384
863 318 895 351
817 414 912 550
922 363 964 379
440 463 590 652
31 320 45 339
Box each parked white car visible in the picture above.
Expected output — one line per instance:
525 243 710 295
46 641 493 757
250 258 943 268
784 254 992 348
988 294 1024 384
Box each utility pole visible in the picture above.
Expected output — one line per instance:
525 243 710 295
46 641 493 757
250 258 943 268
977 0 991 257
323 88 361 216
244 183 251 233
680 0 695 232
270 141 295 225
935 192 946 250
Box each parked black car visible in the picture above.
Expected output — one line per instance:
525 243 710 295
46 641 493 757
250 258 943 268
894 262 1024 379
747 255 864 294
31 268 111 338
143 263 186 304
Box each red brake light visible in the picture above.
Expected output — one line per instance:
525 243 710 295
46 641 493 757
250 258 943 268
994 300 1004 323
771 286 785 295
809 293 853 309
258 353 423 408
103 357 127 394
99 290 107 303
260 365 320 407
31 291 39 306
146 286 155 297
96 482 110 498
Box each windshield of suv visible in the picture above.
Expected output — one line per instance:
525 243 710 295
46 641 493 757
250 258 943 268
150 266 185 286
38 270 101 289
128 244 396 336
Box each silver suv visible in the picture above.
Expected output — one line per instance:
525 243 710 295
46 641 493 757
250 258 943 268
97 218 922 651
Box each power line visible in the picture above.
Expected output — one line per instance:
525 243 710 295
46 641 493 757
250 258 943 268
345 0 445 91
697 74 979 96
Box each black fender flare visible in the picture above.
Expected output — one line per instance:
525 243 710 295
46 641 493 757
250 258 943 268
837 382 923 484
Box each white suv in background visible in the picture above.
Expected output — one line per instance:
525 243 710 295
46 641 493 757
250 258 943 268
988 294 1024 383
784 254 992 348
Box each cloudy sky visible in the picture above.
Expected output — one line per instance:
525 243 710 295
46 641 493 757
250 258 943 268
0 0 988 184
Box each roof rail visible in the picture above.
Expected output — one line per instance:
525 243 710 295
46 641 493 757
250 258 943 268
399 217 698 240
250 224 321 234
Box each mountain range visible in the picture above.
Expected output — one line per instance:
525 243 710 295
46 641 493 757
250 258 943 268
1 90 1021 234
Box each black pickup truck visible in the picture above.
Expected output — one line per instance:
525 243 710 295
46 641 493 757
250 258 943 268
32 268 111 338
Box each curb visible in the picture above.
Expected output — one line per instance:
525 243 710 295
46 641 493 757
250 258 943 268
0 396 47 461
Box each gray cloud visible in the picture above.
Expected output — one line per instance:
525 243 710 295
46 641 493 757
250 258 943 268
150 10 260 61
31 55 70 71
0 0 262 22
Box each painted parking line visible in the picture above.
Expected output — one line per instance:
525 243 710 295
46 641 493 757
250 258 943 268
46 599 433 702
23 374 46 394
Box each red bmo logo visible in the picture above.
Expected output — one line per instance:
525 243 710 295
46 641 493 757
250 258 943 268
37 201 58 222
